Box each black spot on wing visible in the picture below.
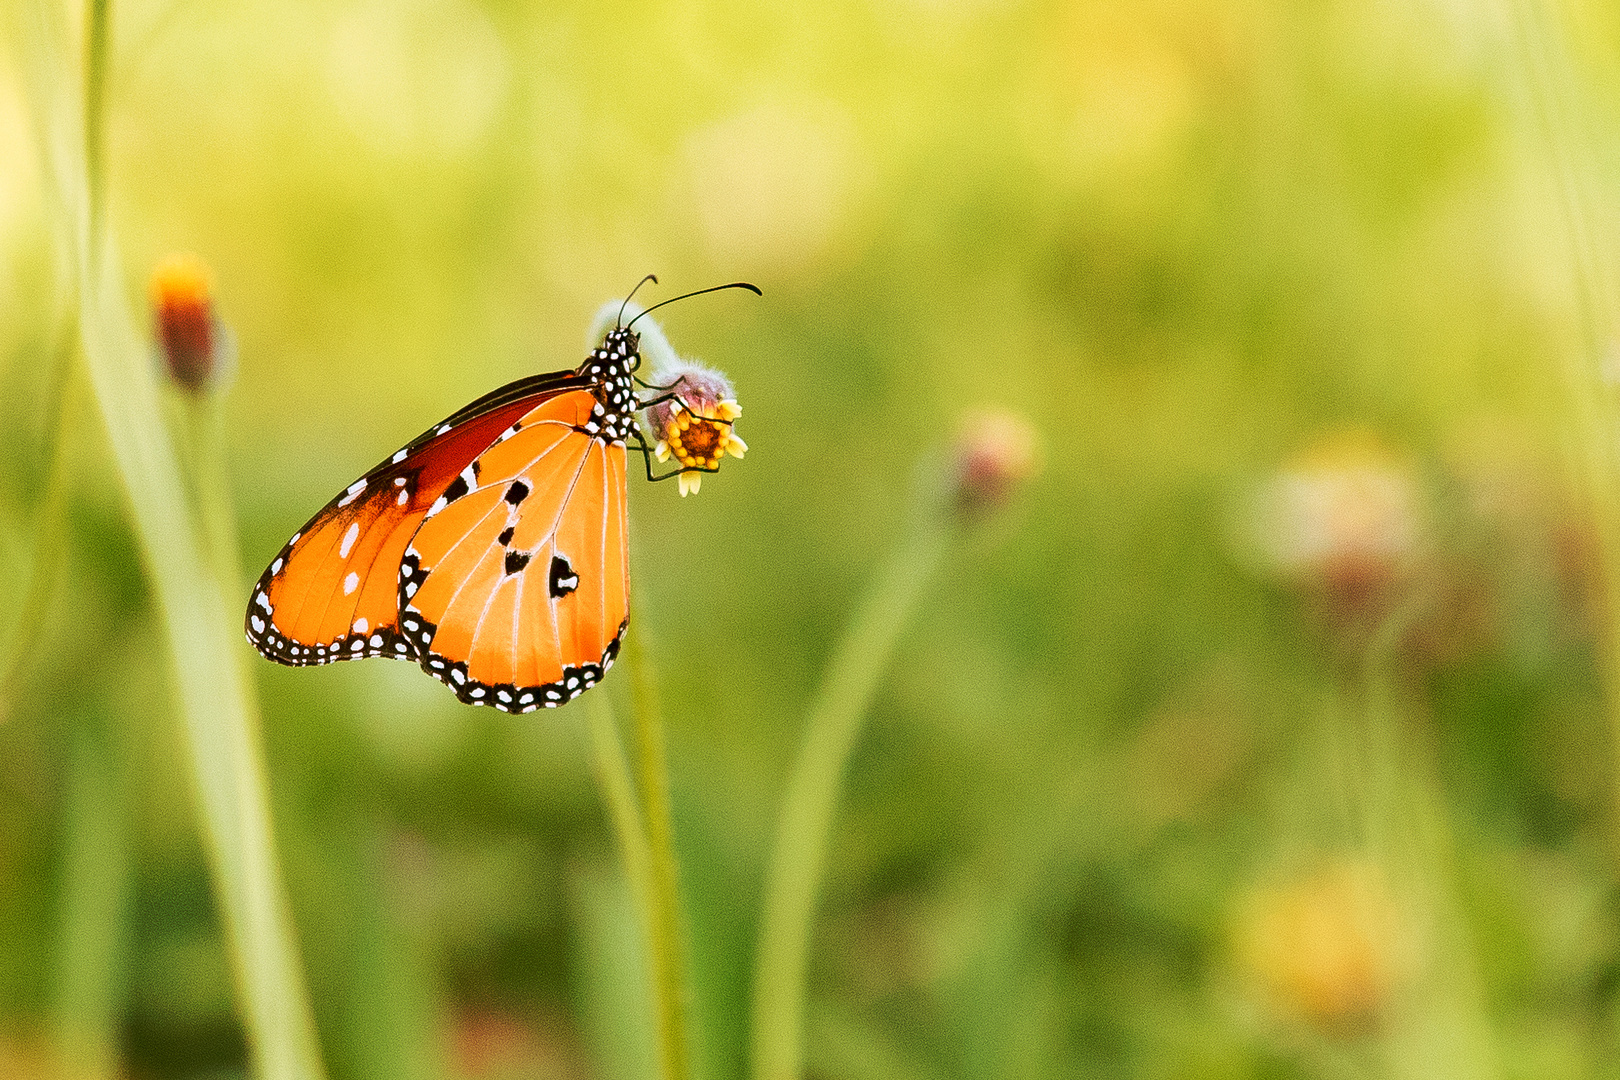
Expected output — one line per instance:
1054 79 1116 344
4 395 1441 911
504 550 532 575
548 555 579 598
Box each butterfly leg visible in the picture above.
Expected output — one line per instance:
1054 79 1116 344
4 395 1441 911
633 390 685 411
633 392 736 431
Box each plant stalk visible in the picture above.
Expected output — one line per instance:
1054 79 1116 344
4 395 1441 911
1503 0 1620 848
751 516 952 1080
83 0 109 238
0 356 84 724
52 710 130 1080
180 391 246 587
586 691 656 937
19 1 330 1075
1355 607 1500 1080
625 625 693 1080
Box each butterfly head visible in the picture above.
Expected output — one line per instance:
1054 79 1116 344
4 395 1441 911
586 326 642 383
600 326 641 369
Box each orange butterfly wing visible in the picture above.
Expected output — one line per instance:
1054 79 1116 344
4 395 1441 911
398 387 631 711
245 373 588 666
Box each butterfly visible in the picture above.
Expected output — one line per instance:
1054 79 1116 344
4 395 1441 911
244 280 758 713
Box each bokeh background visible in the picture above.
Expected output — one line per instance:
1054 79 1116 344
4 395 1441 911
5 0 1620 1076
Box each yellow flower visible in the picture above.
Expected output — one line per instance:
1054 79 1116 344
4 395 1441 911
645 365 746 496
1234 860 1401 1032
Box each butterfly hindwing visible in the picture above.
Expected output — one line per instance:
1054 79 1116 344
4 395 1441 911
399 388 631 712
245 374 586 666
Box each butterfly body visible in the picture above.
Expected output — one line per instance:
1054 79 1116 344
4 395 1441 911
246 327 644 712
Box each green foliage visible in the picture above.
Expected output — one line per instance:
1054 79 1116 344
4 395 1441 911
5 0 1620 1077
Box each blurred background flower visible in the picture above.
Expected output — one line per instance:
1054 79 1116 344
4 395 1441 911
950 408 1040 516
1234 860 1401 1034
1240 430 1424 628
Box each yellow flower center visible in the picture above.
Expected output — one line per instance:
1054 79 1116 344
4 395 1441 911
667 411 728 469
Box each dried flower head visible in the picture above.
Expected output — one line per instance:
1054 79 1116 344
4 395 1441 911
643 360 747 496
150 252 224 393
950 409 1040 515
1244 430 1422 627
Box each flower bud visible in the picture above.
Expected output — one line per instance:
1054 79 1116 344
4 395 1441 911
451 1007 555 1078
949 409 1040 515
643 359 746 497
150 253 225 393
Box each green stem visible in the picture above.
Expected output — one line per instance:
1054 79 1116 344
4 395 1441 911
0 0 93 726
19 1 329 1076
586 692 656 936
176 389 324 1080
0 354 84 724
751 516 952 1080
82 0 109 238
51 710 130 1080
82 241 328 1080
1355 613 1500 1080
181 391 246 588
1503 0 1620 845
624 625 692 1080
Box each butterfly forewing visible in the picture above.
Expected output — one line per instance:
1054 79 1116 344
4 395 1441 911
399 388 631 712
245 376 585 667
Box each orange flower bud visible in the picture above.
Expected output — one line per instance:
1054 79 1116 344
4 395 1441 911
150 253 222 393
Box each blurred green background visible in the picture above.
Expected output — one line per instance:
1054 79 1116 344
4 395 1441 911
5 0 1620 1076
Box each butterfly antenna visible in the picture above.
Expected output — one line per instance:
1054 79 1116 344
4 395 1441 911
625 281 762 330
618 274 660 328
